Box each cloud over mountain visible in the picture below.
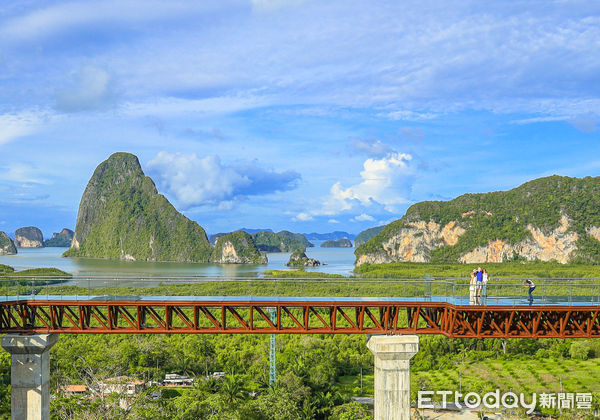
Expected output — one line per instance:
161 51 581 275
147 151 300 209
297 152 415 221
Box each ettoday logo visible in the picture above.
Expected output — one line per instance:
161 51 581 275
418 390 593 414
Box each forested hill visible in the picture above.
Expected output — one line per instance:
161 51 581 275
252 230 313 252
356 175 600 265
64 152 213 262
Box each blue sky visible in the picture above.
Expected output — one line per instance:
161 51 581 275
1 1 600 238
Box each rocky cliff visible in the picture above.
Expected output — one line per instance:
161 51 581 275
0 232 17 255
64 152 213 262
14 226 44 248
356 175 600 265
44 228 74 247
210 231 267 264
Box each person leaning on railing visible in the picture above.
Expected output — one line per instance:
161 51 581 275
524 279 536 305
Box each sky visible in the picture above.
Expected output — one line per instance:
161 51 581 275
1 0 600 238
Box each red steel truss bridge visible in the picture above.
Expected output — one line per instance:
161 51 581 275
1 296 600 338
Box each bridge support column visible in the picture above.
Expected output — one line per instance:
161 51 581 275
367 335 418 420
1 334 59 420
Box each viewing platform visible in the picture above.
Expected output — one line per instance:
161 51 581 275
0 276 599 338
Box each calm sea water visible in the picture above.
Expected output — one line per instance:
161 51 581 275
0 243 356 277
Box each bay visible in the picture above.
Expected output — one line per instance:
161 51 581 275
0 243 356 278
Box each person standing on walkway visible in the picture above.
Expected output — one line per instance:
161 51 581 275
469 270 477 305
482 268 489 305
475 267 483 304
524 279 536 305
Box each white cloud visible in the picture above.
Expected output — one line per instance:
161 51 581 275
0 1 229 41
121 95 271 118
352 213 375 222
511 112 599 133
147 151 300 209
55 66 116 112
328 218 340 224
383 110 438 121
4 1 600 120
0 113 41 145
293 212 314 222
328 152 414 213
0 163 51 185
305 152 415 217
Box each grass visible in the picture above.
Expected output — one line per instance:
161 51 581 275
355 260 600 279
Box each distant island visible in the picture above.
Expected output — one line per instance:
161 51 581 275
320 238 352 248
286 249 320 267
356 175 600 265
252 230 313 252
304 231 355 241
210 231 267 264
0 232 17 255
14 226 43 248
44 228 74 247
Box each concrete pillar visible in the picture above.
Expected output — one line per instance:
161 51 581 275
367 335 419 420
1 334 59 420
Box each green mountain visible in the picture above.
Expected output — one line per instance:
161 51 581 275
356 175 600 265
252 230 313 252
353 225 384 247
0 232 17 255
44 228 74 247
210 231 267 264
64 152 212 262
321 238 352 248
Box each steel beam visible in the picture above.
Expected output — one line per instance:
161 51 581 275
0 300 598 338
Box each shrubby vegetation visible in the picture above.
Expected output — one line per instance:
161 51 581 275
4 267 71 277
355 260 600 279
1 328 594 418
0 265 14 275
356 175 600 263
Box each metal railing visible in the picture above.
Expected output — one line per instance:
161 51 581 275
1 276 600 306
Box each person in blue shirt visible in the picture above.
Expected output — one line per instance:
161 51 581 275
475 267 483 303
524 279 536 305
